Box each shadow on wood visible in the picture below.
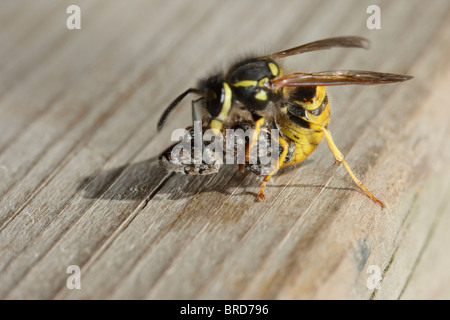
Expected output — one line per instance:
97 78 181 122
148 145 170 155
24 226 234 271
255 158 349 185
77 157 361 201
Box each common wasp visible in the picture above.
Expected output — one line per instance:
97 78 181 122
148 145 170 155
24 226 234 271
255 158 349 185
157 36 412 208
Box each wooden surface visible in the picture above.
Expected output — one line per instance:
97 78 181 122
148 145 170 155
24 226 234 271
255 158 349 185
0 0 449 300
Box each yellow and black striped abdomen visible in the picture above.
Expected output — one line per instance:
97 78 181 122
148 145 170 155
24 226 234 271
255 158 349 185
276 86 330 166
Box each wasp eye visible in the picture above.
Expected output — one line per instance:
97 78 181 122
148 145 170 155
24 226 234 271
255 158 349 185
206 88 222 117
204 79 233 136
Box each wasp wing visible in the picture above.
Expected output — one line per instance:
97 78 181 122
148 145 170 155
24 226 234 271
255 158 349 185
268 70 413 88
267 36 370 59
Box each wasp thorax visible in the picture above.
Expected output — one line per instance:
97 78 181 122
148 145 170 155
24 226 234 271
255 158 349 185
226 58 281 111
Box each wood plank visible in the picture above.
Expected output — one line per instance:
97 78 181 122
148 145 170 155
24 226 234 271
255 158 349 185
0 0 449 300
0 0 218 298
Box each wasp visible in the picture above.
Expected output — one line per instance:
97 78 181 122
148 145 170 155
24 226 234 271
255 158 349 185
157 36 412 208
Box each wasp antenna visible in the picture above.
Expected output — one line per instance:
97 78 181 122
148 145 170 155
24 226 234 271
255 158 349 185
157 88 202 131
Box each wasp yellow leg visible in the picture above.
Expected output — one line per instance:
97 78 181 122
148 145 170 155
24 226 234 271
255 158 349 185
257 134 289 201
246 117 265 161
321 127 385 209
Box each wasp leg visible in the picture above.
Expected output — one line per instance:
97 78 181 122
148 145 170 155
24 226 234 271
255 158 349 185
246 117 265 162
257 134 289 201
191 97 204 123
321 127 385 208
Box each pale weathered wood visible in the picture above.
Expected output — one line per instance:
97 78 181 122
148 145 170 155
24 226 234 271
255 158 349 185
0 0 449 300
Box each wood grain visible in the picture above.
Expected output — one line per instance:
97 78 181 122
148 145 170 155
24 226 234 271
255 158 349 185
0 0 449 300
